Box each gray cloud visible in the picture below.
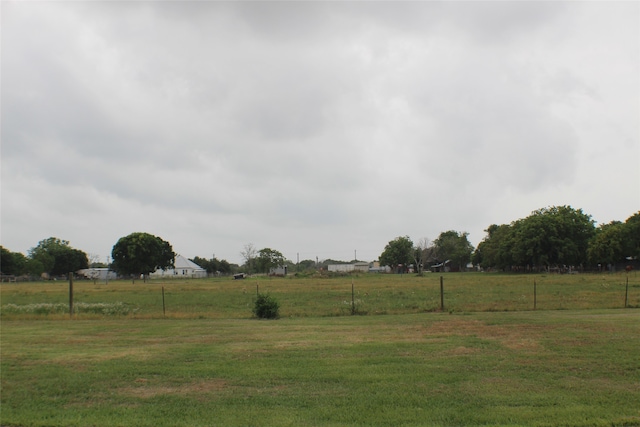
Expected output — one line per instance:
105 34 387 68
2 1 638 264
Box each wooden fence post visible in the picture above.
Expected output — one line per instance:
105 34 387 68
534 279 537 311
351 279 355 315
162 286 166 317
625 276 629 308
440 276 444 311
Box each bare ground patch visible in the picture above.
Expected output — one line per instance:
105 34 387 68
119 378 229 399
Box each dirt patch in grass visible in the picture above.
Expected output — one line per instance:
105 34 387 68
445 346 480 356
119 378 229 399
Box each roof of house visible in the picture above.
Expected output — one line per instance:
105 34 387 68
174 254 206 271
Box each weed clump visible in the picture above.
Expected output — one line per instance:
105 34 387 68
253 293 280 319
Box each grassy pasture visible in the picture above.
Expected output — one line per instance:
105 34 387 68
1 273 639 426
1 272 638 319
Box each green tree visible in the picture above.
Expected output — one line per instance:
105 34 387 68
191 256 233 274
24 258 46 277
587 221 626 267
111 233 175 281
510 206 595 269
587 212 640 269
379 236 414 273
1 246 29 276
473 224 514 270
28 237 88 277
622 212 640 260
433 231 474 271
298 259 317 271
255 248 287 273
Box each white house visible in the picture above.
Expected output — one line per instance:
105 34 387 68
150 254 207 279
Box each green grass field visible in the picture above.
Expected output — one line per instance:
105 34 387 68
1 273 639 426
1 272 638 319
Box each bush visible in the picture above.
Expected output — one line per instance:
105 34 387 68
253 293 280 319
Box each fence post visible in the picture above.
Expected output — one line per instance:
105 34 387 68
534 279 537 311
162 286 166 317
440 276 444 311
351 279 355 315
69 272 74 319
625 276 629 308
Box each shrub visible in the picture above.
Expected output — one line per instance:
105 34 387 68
253 293 280 319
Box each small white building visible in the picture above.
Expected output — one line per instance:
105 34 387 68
328 264 355 273
328 262 371 273
150 254 207 279
77 268 117 281
269 266 288 276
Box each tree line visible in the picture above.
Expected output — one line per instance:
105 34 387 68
1 237 90 278
2 206 638 279
379 206 639 273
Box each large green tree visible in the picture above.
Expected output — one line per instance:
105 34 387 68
255 248 287 273
475 206 596 271
28 237 89 277
111 233 175 280
587 221 626 266
473 224 514 270
379 236 414 273
510 206 595 268
622 212 640 260
1 246 29 276
587 212 640 268
433 230 474 271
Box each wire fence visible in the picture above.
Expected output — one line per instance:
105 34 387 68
1 273 638 319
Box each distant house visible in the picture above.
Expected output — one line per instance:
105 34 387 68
150 254 207 279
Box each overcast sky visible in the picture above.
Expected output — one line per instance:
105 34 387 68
2 1 639 265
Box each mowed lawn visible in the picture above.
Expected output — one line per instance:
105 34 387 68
1 274 639 426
